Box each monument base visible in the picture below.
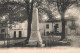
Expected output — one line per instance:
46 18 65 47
28 31 45 47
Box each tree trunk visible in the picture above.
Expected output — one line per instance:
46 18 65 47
26 19 32 43
25 0 33 44
60 12 66 41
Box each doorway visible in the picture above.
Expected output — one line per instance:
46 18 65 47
19 31 22 38
14 31 16 38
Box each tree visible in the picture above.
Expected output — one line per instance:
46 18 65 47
47 0 78 40
24 0 34 43
0 0 34 44
57 0 78 40
0 1 27 23
38 0 57 20
37 0 79 40
0 0 29 30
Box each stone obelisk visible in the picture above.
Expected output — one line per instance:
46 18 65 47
29 7 44 47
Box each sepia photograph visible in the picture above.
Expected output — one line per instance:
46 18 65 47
0 0 80 52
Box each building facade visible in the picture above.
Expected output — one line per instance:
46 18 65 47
8 21 27 39
39 21 62 36
0 18 79 40
39 18 78 36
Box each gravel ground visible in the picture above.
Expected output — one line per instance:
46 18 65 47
67 35 80 47
42 35 80 47
0 35 80 48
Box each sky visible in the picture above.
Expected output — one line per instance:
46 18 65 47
54 5 80 19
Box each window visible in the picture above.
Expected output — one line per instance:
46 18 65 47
46 24 49 29
1 29 5 32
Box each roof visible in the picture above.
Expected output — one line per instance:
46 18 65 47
40 18 78 23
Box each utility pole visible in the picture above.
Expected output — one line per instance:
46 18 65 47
52 0 78 40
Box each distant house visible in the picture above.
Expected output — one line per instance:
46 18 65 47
0 20 28 39
39 18 78 36
8 21 27 39
39 18 62 36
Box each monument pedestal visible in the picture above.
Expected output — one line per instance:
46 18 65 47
28 8 45 47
